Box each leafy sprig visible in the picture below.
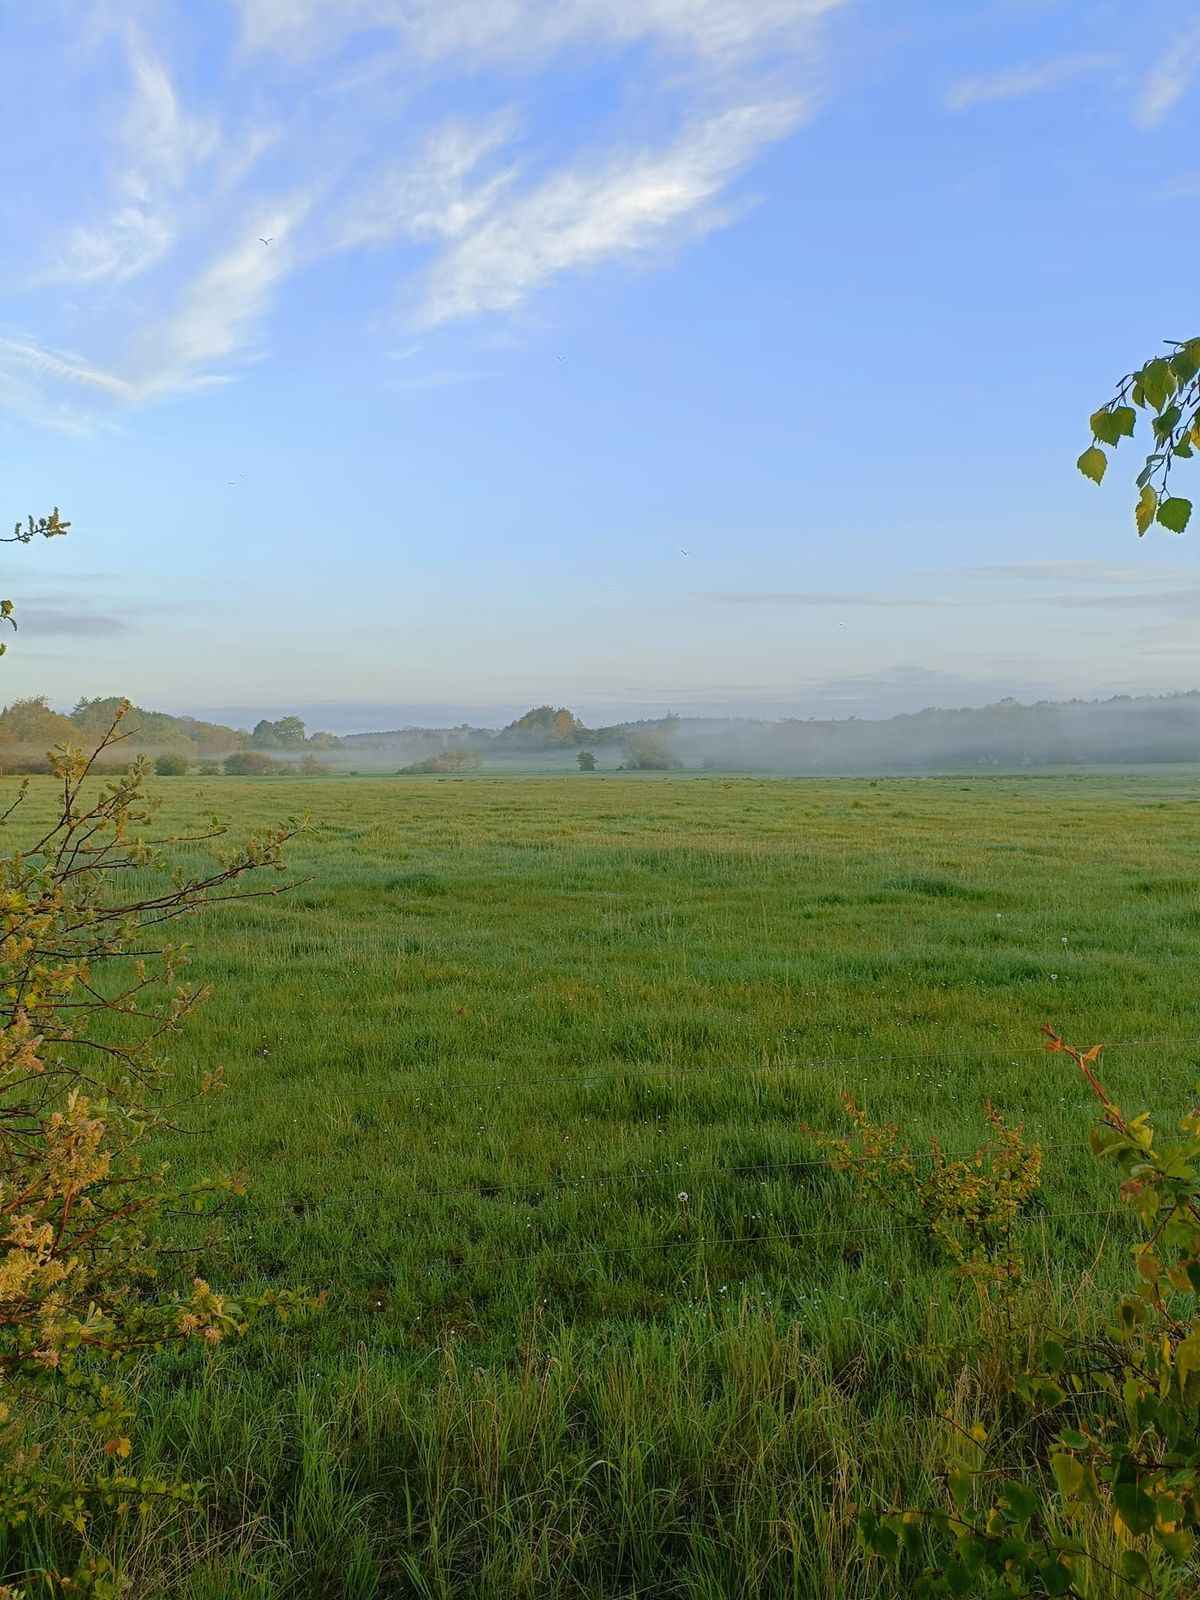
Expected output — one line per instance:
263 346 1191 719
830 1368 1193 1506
1079 338 1200 536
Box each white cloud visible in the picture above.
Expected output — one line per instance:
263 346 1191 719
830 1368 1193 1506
131 204 308 390
45 26 218 286
237 0 843 66
945 53 1109 112
9 0 838 421
48 208 176 288
0 338 140 403
705 590 968 607
6 200 309 406
337 117 518 250
417 100 803 325
1135 24 1200 129
122 28 218 186
951 561 1194 587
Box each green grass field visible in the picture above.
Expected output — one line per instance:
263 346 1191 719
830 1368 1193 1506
9 771 1200 1598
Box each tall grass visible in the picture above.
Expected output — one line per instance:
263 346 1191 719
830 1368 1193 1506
4 771 1198 1595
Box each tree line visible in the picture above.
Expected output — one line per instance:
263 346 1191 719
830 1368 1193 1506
0 696 340 771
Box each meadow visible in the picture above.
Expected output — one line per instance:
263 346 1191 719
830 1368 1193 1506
8 770 1200 1598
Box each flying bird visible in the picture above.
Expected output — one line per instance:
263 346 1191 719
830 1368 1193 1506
555 353 566 362
680 549 689 556
259 236 274 245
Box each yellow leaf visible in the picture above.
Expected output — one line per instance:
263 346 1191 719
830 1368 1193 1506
1136 486 1157 536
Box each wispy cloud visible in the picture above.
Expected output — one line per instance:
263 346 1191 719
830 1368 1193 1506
704 576 1200 614
15 607 127 637
1054 587 1200 614
945 53 1109 112
1135 24 1200 129
949 561 1197 587
8 0 841 424
128 202 309 392
6 200 309 406
704 590 968 607
237 0 843 67
0 338 141 403
46 26 217 286
417 101 804 325
336 117 518 251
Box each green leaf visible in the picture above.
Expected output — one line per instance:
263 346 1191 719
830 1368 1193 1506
1114 1482 1155 1536
956 1535 988 1576
1156 496 1192 534
1051 1451 1084 1498
1039 1555 1073 1596
944 1561 973 1597
1042 1336 1065 1372
1121 1550 1152 1584
857 1512 899 1561
1140 358 1175 412
1111 404 1136 439
999 1481 1038 1529
947 1467 973 1514
1091 408 1122 446
1135 486 1157 536
1077 446 1107 484
1170 348 1198 383
1153 403 1182 441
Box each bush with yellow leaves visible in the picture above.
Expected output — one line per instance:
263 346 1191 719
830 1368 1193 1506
0 711 311 1596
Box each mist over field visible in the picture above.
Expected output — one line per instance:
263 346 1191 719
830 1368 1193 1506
323 691 1200 772
6 689 1199 775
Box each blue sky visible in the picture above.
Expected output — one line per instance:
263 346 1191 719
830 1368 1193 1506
2 0 1199 730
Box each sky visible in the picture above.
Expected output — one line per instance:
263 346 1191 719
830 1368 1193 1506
2 0 1199 731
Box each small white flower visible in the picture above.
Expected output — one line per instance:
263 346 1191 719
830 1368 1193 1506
677 1191 689 1204
1050 974 1058 981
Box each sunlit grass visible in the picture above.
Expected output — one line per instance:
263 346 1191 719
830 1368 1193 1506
6 770 1200 1596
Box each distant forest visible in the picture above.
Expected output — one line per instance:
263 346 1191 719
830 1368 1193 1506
344 694 1200 771
2 693 1199 774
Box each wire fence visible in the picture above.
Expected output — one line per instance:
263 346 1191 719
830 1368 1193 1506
207 1139 1111 1208
195 1034 1199 1108
155 1034 1192 1276
260 1204 1134 1285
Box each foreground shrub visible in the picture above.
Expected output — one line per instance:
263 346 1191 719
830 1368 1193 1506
859 1027 1200 1597
0 709 312 1595
816 1096 1041 1317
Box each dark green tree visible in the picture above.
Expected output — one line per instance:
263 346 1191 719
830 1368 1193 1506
250 718 283 749
272 715 307 749
251 717 307 750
